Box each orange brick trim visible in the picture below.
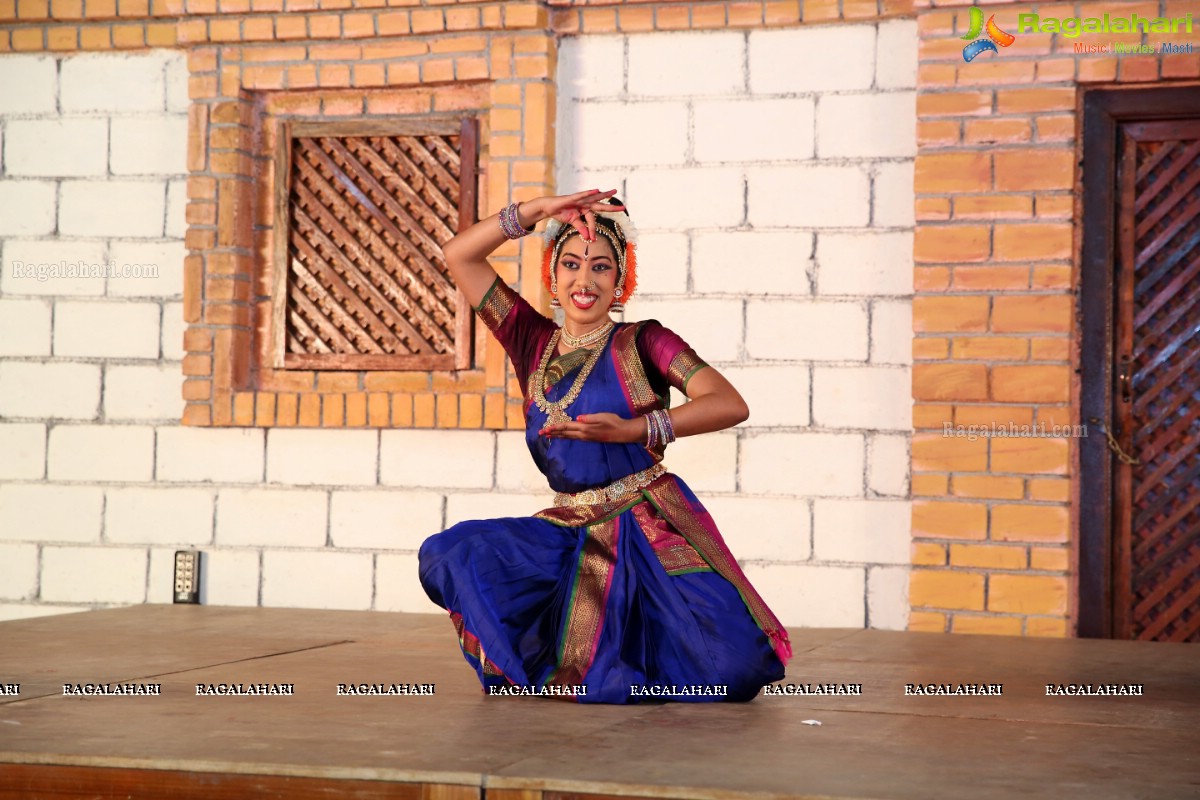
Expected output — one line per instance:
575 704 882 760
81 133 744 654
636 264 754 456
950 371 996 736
171 26 557 429
547 0 914 33
910 0 1200 636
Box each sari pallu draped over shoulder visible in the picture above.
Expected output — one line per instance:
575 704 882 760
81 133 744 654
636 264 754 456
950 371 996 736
418 277 791 703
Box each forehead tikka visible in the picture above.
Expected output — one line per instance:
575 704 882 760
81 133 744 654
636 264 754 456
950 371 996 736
550 222 627 292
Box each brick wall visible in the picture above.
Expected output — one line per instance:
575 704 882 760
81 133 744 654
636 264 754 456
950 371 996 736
558 20 917 629
4 0 1193 634
908 0 1199 636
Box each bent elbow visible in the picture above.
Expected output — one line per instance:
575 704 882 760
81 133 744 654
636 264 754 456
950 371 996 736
733 398 750 426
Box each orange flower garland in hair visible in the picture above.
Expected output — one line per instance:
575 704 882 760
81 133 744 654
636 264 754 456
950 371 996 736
541 198 639 308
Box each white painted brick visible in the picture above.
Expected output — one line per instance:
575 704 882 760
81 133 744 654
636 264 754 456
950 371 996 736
47 424 155 482
165 178 188 239
110 116 188 176
380 430 494 489
817 92 917 158
0 543 39 601
375 552 443 613
868 433 910 497
692 231 812 296
626 232 688 296
41 546 148 604
741 432 864 496
720 365 810 428
161 301 185 360
625 167 744 229
572 101 688 166
156 427 265 483
330 489 443 550
871 300 913 366
59 180 166 238
0 56 58 114
266 429 378 486
107 240 186 297
622 297 742 363
495 431 549 493
817 231 913 297
104 364 183 420
557 35 625 100
742 563 865 628
1 239 108 296
0 604 89 621
746 300 868 361
216 488 327 548
627 32 744 97
749 26 876 93
444 492 552 528
876 20 918 90
147 546 178 604
0 423 46 479
0 298 52 355
0 362 101 420
701 496 810 561
748 165 870 229
813 499 910 565
4 119 109 177
106 487 214 545
868 565 909 630
262 550 372 610
873 161 916 228
165 53 189 112
694 98 815 163
666 430 737 493
202 549 260 606
60 52 169 112
812 366 910 431
53 300 161 359
0 181 57 236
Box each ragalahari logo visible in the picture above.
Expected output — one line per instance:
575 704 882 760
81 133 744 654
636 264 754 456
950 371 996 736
961 6 1016 62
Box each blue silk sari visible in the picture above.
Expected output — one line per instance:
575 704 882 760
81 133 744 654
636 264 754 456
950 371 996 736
418 278 790 703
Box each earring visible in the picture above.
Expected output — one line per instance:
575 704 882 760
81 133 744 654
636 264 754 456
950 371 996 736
550 269 560 307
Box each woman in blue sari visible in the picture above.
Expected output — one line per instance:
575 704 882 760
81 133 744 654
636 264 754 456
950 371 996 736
419 190 790 703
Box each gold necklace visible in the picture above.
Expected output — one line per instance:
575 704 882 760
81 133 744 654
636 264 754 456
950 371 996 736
560 319 614 349
530 327 612 426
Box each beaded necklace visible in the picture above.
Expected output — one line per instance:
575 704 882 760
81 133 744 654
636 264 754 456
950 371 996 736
560 319 614 349
530 327 612 427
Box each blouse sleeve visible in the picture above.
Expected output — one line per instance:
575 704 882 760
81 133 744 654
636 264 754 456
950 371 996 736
474 275 557 395
635 319 709 397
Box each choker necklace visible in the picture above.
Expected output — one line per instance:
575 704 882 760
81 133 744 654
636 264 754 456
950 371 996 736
560 319 614 349
531 327 613 427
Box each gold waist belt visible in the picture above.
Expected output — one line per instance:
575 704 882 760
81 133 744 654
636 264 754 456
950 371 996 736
552 463 667 508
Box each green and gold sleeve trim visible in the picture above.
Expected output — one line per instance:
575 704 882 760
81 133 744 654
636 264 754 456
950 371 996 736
667 348 708 393
475 275 518 333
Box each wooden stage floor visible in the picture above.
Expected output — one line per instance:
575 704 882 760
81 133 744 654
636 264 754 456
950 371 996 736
0 605 1197 799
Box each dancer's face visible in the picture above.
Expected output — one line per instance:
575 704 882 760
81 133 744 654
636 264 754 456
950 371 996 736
555 234 618 329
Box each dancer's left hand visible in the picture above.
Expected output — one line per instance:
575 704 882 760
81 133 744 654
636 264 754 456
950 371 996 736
539 413 643 443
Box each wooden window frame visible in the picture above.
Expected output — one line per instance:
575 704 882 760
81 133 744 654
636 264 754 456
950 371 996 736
269 115 479 373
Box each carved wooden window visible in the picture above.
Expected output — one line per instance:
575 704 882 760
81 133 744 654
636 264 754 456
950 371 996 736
270 117 478 371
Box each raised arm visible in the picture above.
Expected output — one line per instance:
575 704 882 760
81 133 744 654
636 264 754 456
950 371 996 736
442 189 624 309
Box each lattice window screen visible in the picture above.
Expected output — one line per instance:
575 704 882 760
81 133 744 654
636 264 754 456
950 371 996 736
271 117 478 371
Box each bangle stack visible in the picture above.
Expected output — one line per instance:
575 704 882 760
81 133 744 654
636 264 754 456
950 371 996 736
499 202 534 239
644 409 676 449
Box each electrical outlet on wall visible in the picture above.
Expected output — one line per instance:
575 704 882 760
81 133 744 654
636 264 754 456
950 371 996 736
173 550 201 604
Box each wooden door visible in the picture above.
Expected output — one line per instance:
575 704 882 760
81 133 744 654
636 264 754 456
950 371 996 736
1080 87 1200 642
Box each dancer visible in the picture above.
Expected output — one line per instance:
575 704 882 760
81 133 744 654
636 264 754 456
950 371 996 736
419 189 790 703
